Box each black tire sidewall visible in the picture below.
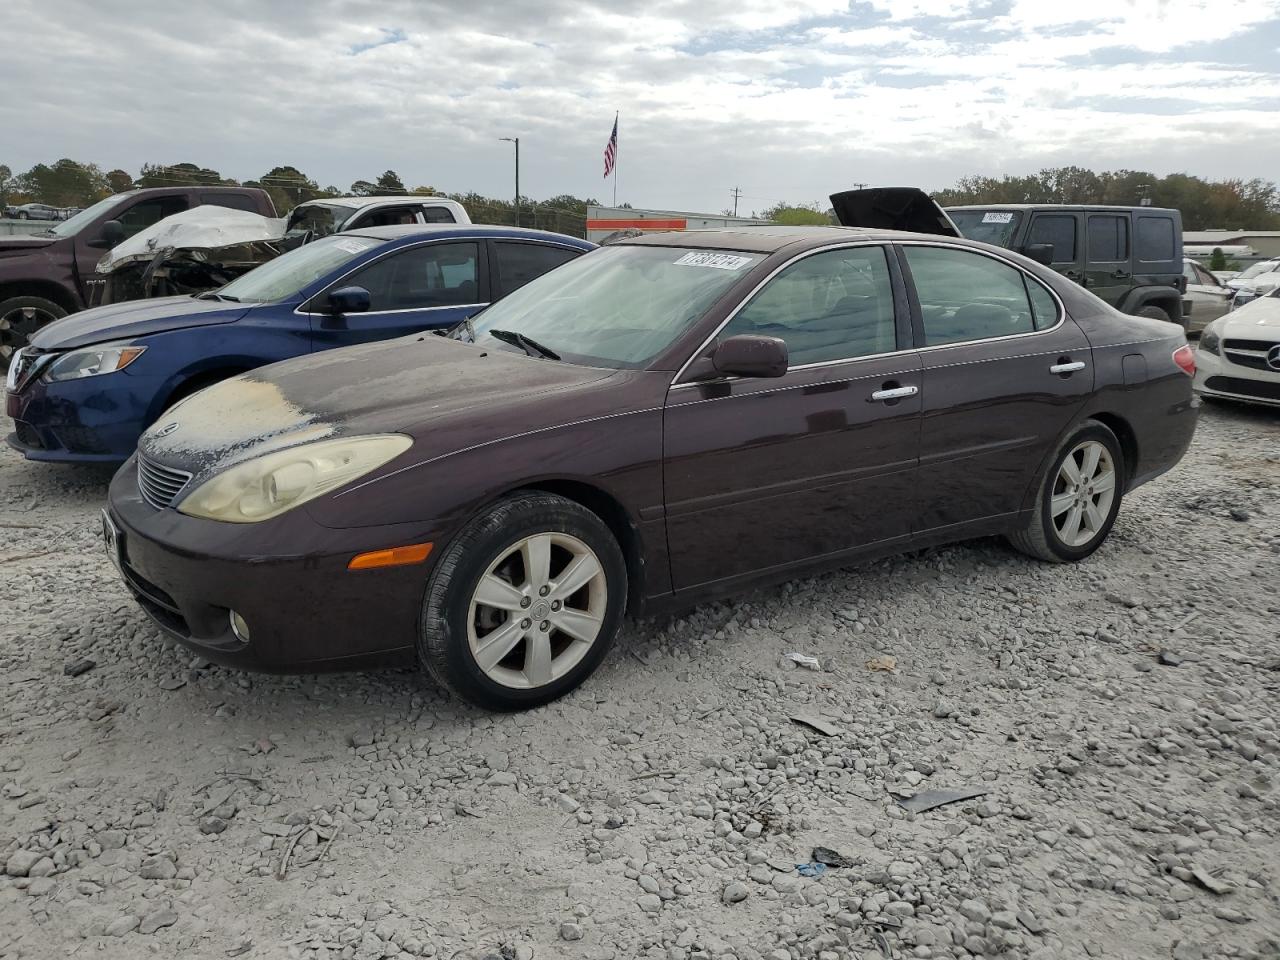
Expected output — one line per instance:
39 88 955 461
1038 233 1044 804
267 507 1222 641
420 495 627 710
1037 423 1125 562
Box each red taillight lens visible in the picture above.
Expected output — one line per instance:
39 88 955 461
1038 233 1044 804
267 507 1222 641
1173 344 1195 376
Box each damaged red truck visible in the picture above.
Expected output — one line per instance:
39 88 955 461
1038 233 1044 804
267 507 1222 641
0 186 277 368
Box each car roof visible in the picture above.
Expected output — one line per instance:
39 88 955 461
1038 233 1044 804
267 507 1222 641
303 196 462 210
618 224 972 254
946 203 1179 215
343 224 595 246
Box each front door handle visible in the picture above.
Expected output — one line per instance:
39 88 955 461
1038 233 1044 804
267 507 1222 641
1050 361 1086 374
870 385 919 401
1112 270 1132 279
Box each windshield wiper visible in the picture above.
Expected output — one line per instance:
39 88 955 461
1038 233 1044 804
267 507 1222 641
197 292 241 302
487 328 560 361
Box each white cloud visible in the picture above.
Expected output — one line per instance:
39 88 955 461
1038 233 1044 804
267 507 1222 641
2 0 1278 214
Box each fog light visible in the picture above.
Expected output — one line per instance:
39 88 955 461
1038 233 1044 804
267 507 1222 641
229 610 251 644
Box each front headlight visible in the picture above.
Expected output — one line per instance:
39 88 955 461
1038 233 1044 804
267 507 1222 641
1199 328 1221 355
177 434 413 523
44 341 146 382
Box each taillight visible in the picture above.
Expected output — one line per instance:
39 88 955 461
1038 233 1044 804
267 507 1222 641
1173 344 1195 376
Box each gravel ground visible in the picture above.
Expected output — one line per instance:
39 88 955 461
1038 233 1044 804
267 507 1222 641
1 400 1278 960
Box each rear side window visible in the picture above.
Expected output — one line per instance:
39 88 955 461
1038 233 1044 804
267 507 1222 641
421 206 456 223
493 242 581 298
1024 276 1059 330
355 206 421 228
1027 215 1077 263
1136 216 1175 262
905 246 1037 345
203 194 259 213
1087 215 1129 263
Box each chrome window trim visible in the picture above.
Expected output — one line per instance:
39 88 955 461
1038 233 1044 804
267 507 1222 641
667 365 922 407
671 237 1070 387
293 236 587 317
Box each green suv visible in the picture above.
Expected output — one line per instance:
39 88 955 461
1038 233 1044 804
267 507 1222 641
946 204 1187 327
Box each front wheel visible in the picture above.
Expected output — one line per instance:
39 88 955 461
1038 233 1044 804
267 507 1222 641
418 492 627 710
0 296 68 371
1008 420 1125 563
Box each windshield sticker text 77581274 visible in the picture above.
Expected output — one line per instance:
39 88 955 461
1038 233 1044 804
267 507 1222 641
673 252 754 271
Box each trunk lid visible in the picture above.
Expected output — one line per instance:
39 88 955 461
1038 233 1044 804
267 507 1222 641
829 187 960 238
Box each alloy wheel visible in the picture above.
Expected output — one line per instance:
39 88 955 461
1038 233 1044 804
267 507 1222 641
0 305 53 367
1050 440 1116 548
467 532 608 690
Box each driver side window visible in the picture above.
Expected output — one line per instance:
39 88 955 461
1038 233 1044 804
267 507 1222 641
904 246 1039 346
116 196 187 240
345 242 479 312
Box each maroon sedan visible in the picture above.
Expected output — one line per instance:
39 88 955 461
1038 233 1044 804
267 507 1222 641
104 223 1198 709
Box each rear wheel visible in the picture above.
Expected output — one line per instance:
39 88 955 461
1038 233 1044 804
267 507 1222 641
1134 305 1176 324
1008 420 1125 563
0 296 67 371
418 492 627 710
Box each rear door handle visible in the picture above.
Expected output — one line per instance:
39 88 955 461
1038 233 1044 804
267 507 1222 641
1050 361 1086 374
870 385 919 401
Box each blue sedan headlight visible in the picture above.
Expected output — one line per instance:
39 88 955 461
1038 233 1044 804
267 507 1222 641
44 342 146 382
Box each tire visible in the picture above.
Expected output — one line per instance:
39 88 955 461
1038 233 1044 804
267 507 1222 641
1007 420 1125 563
418 491 628 710
1134 305 1174 324
0 296 68 370
16 212 28 220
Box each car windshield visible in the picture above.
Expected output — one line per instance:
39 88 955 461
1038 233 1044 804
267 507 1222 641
1236 259 1280 280
214 234 383 303
285 203 356 239
458 245 762 368
44 193 132 237
948 210 1023 248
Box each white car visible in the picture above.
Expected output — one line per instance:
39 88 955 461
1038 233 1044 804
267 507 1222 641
283 196 470 242
1194 293 1280 407
1226 257 1280 308
1182 258 1236 333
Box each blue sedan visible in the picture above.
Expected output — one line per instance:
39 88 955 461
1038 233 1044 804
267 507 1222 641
5 225 594 462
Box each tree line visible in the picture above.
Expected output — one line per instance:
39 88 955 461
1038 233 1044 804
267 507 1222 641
0 158 598 236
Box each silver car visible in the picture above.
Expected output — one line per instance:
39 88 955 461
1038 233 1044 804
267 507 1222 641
5 203 63 221
1182 258 1236 333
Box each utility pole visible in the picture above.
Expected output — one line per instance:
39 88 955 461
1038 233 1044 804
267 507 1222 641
731 186 743 217
500 137 520 226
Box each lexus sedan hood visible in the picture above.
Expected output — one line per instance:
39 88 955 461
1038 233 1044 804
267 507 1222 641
829 187 960 238
29 296 250 351
140 336 615 479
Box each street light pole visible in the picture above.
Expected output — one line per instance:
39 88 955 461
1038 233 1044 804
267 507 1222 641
500 137 520 226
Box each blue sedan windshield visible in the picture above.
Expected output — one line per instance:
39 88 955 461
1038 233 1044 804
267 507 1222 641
215 235 384 303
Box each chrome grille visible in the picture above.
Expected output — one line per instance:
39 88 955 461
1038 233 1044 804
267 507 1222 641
1222 339 1275 371
137 454 193 510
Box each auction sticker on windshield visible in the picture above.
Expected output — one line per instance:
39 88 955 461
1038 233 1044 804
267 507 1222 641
673 252 754 271
982 212 1014 224
334 238 378 255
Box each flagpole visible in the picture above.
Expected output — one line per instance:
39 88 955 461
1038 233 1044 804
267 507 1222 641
612 112 618 207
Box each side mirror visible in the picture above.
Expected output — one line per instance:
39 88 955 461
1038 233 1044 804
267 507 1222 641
87 219 125 249
712 334 788 379
1023 243 1054 266
328 286 371 315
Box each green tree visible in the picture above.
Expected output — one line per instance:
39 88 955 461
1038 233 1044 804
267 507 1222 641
1209 247 1227 272
761 201 831 226
374 170 405 194
105 169 134 194
249 165 323 212
14 159 110 206
0 164 11 205
350 179 378 197
136 161 227 188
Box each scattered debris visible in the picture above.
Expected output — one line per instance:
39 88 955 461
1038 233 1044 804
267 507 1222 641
866 655 897 672
789 713 842 736
1158 650 1185 667
785 651 822 670
812 846 859 869
454 802 483 818
871 929 893 957
62 658 95 677
1190 865 1234 896
274 826 305 881
158 677 186 691
1229 508 1250 521
796 862 827 878
897 787 988 814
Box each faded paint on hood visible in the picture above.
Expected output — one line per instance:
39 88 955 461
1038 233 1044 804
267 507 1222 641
29 295 250 351
140 335 615 482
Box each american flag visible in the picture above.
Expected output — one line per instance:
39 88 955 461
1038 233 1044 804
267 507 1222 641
603 115 618 178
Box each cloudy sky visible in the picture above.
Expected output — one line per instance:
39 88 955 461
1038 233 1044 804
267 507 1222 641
5 0 1279 213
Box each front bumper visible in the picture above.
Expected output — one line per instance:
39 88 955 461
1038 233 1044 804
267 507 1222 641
6 371 156 462
1193 348 1280 407
106 458 441 672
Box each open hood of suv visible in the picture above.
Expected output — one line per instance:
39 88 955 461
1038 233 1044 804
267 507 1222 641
829 187 960 238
